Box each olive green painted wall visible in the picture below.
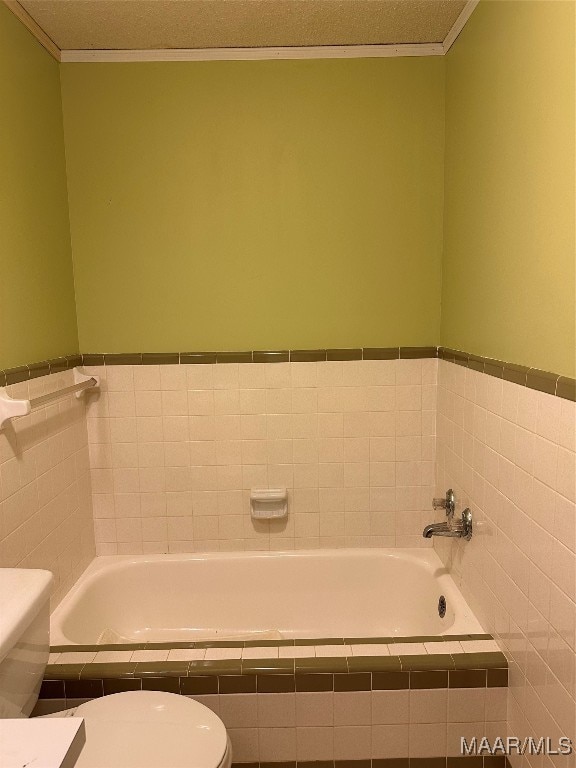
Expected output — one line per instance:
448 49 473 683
0 4 78 370
59 58 445 353
441 0 575 377
4 1 573 374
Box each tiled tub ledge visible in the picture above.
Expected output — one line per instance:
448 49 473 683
40 653 508 699
40 636 507 700
38 638 508 764
48 634 501 662
49 633 498 650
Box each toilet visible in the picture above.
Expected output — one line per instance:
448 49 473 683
0 568 232 768
68 691 232 768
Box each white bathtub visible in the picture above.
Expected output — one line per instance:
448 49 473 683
50 549 484 645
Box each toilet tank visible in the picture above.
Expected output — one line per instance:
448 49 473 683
0 569 53 718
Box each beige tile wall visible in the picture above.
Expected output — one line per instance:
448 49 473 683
190 687 506 762
0 371 95 607
83 359 437 554
33 687 507 762
434 360 576 761
34 688 506 763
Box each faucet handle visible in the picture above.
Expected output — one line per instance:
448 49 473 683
461 508 473 540
432 489 456 518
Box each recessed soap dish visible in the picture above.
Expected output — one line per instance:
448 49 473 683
250 488 288 519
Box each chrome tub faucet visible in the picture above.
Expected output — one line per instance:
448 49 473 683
423 489 473 540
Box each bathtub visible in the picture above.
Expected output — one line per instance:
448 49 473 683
50 549 484 645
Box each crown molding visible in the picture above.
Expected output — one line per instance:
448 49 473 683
60 43 445 63
442 0 479 53
3 0 60 60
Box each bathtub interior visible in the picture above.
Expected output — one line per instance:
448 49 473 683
50 549 484 646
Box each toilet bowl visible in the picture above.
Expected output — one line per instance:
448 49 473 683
69 691 232 768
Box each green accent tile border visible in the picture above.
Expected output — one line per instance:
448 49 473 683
80 662 138 679
294 657 348 674
103 678 142 695
28 361 51 379
41 648 507 700
439 347 574 401
253 351 290 363
181 675 221 694
412 760 448 768
229 758 508 768
260 763 296 768
483 360 504 379
81 354 105 366
103 353 142 365
337 761 371 768
257 674 296 693
371 671 410 690
448 669 489 688
4 365 30 384
501 362 529 386
362 348 399 360
290 349 327 362
141 676 180 693
295 673 334 692
47 357 68 373
242 659 295 675
5 346 572 401
372 761 410 768
134 661 190 677
39 679 65 699
334 672 371 691
487 668 509 687
409 670 449 689
180 352 218 364
216 351 253 364
399 347 438 359
347 656 402 673
556 376 576 401
326 349 363 361
526 368 559 395
49 633 496 654
0 354 84 385
451 652 508 670
65 678 104 699
44 663 85 680
446 759 485 768
399 654 455 671
141 352 179 364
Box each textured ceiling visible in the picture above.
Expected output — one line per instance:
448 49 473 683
18 0 468 51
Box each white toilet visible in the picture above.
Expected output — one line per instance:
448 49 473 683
69 691 232 768
0 568 232 768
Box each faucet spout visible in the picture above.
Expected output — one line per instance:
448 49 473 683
423 522 449 538
422 508 473 540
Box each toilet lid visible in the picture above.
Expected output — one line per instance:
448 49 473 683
72 691 228 768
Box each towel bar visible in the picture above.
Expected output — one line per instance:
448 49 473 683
0 368 99 430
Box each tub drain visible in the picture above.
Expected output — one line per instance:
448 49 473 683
438 595 446 618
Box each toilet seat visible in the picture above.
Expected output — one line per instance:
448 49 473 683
70 691 230 768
